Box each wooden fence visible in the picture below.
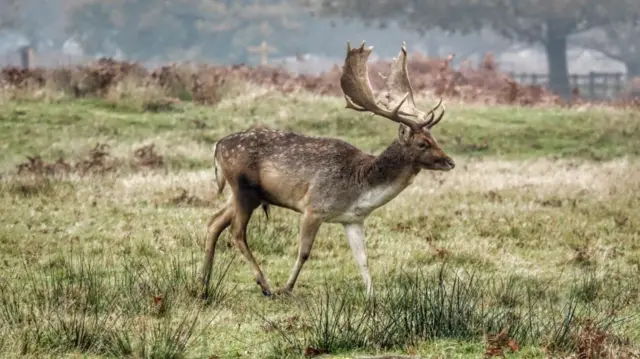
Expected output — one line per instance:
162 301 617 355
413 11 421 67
509 71 626 100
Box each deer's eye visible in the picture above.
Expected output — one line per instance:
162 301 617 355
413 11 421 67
418 142 428 149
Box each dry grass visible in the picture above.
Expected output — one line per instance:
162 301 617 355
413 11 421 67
2 158 637 358
0 55 620 108
0 94 639 358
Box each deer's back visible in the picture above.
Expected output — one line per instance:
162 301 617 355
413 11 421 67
214 127 373 213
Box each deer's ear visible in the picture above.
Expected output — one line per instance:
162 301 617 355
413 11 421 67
397 124 412 145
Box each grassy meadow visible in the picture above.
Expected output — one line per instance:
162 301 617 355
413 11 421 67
0 90 639 358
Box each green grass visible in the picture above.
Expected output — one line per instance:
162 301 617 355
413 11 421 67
1 95 639 172
0 94 639 358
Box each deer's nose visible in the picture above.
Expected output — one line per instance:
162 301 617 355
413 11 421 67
444 157 455 169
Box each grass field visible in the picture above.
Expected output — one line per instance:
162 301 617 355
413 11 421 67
0 92 639 358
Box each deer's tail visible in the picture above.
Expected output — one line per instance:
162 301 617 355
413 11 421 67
212 141 269 220
212 142 226 196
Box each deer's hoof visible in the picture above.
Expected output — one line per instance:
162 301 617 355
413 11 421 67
261 288 272 297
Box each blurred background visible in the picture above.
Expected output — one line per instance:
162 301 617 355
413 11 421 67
1 3 639 358
1 0 639 101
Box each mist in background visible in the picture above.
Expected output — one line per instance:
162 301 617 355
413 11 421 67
0 0 635 97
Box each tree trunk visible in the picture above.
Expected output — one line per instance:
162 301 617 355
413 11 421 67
625 61 640 79
544 26 571 100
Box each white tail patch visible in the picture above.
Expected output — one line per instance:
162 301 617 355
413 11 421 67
212 142 225 194
212 142 219 185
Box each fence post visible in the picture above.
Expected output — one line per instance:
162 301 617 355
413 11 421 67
614 73 622 97
19 46 35 69
571 74 579 95
588 72 596 99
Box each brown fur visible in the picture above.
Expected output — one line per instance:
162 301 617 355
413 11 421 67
200 41 455 298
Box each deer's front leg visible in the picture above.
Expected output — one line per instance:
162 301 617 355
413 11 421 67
343 222 373 297
278 211 323 295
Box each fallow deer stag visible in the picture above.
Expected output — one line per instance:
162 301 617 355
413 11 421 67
201 41 455 298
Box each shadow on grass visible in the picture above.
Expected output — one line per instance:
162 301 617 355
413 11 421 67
262 265 639 358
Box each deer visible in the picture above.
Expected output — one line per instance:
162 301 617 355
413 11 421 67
201 40 455 299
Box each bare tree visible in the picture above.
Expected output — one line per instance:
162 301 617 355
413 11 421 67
305 0 640 99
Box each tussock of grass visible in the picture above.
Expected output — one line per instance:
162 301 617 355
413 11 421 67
0 251 234 357
4 175 70 198
264 266 638 358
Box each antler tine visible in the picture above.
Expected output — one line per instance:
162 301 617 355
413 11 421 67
374 40 449 129
428 104 446 129
419 97 444 128
422 103 446 129
340 40 422 132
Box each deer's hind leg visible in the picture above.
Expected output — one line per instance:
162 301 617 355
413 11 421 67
201 198 234 299
230 189 273 296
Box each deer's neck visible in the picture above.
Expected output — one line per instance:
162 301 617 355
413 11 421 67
364 140 418 189
328 141 419 224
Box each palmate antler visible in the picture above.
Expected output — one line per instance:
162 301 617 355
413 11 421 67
339 41 445 132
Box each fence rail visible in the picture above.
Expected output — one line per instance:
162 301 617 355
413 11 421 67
509 71 626 100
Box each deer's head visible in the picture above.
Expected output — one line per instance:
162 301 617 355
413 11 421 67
340 41 455 172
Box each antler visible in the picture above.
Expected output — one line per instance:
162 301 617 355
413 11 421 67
340 41 445 131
